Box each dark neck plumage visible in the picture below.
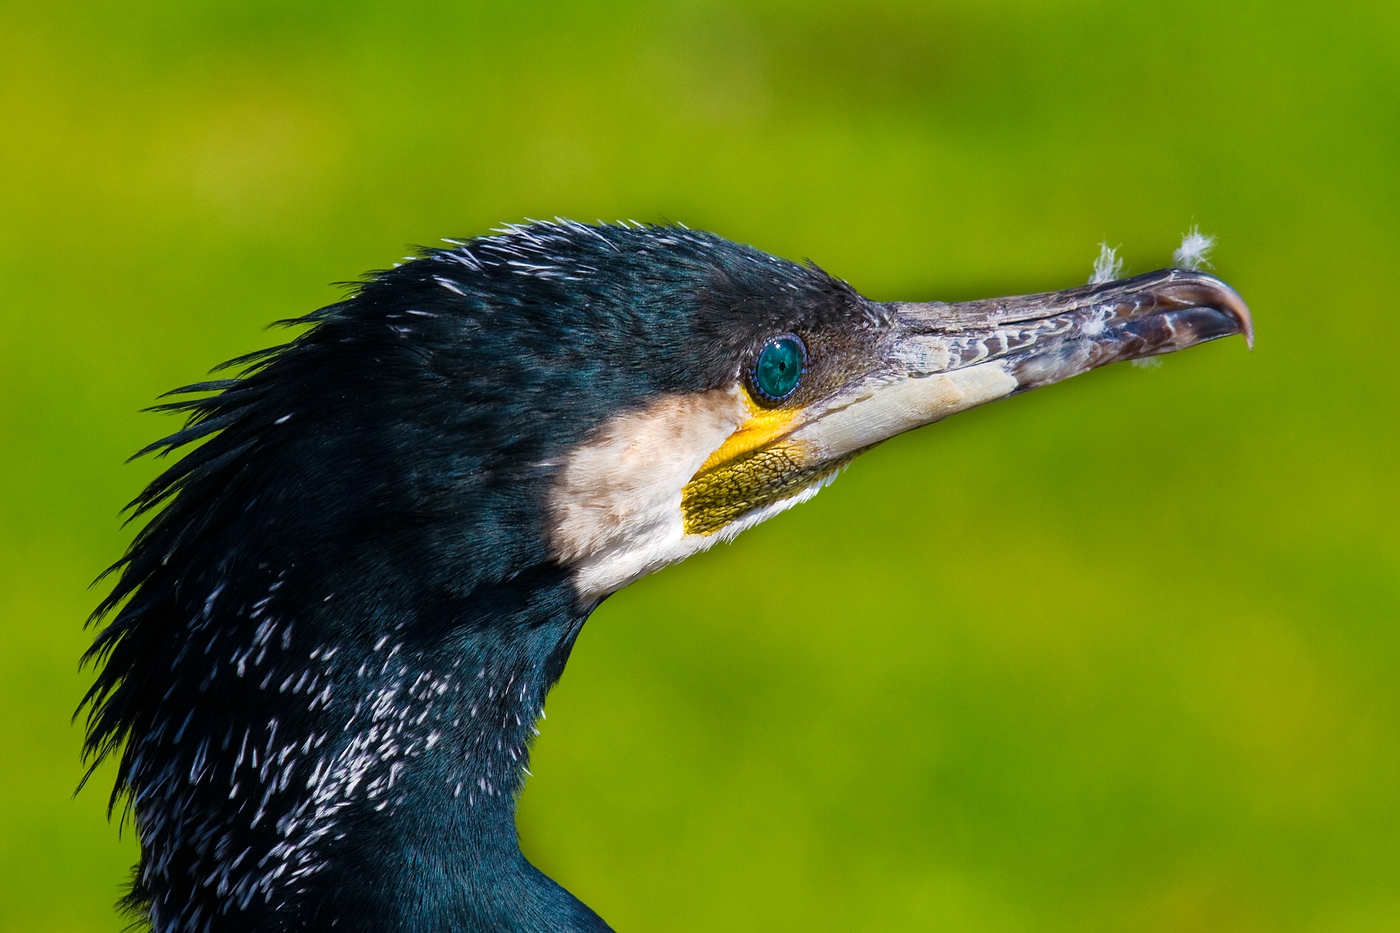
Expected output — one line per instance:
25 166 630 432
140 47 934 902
87 224 825 931
110 555 611 933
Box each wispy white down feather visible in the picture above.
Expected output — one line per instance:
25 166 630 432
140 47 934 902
1173 226 1216 271
1089 243 1124 285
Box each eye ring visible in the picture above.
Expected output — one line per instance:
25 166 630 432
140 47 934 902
746 333 807 406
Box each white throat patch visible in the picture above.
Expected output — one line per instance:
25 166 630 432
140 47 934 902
545 386 820 603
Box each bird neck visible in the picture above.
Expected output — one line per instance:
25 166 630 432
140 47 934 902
303 581 606 932
131 562 611 933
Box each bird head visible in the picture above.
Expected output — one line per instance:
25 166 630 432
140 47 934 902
94 222 1255 674
174 222 1248 610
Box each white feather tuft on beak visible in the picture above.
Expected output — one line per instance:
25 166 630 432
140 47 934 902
1173 226 1216 271
1089 243 1124 285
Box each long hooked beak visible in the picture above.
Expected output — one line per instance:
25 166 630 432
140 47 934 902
789 269 1253 459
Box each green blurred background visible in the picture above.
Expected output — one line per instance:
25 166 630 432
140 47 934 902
3 1 1397 930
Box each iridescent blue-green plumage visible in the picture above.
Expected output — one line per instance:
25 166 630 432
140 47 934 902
83 220 1252 933
82 223 869 933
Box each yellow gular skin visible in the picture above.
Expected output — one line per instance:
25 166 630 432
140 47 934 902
682 391 834 537
695 394 801 474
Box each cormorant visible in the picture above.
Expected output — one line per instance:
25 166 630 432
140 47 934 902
82 221 1252 933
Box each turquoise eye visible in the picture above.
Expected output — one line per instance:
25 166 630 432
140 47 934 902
749 334 806 405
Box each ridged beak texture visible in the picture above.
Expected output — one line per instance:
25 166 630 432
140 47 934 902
682 269 1252 535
